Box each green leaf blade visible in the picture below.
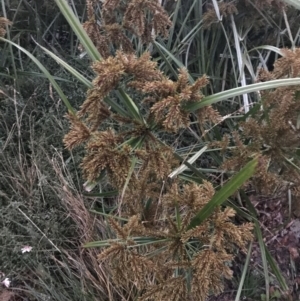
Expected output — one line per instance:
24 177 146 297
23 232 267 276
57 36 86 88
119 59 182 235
187 158 258 230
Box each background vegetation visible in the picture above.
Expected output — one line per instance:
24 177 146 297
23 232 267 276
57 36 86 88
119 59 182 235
1 0 300 300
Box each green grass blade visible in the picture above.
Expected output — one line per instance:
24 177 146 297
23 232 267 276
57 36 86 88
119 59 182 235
104 96 131 118
265 247 289 291
0 37 75 114
248 45 283 56
54 0 101 62
172 0 198 49
37 43 93 88
117 88 144 123
166 0 181 50
153 40 179 80
235 242 253 301
185 78 300 112
254 220 270 301
154 41 194 83
187 158 258 230
17 71 73 82
84 237 170 248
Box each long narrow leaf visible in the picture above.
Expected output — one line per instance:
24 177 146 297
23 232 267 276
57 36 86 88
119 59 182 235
117 88 144 123
187 158 258 230
104 96 131 118
17 71 73 82
154 41 194 83
84 237 170 248
254 220 270 301
265 247 289 291
0 37 75 114
235 242 253 301
54 0 101 62
185 78 300 112
169 145 208 178
37 43 93 88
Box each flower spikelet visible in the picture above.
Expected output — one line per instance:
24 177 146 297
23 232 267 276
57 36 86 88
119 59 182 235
190 74 210 100
212 207 254 252
97 180 254 300
81 130 132 187
197 105 221 124
124 0 171 42
77 55 125 119
141 78 176 98
191 249 234 300
121 175 163 219
151 95 190 132
136 145 176 179
97 242 124 261
140 277 187 301
105 23 134 53
85 0 98 19
63 113 91 149
273 48 300 78
124 0 146 37
185 181 215 210
0 17 12 37
203 2 238 29
78 89 111 130
92 56 125 95
181 223 210 245
106 144 133 188
109 215 140 240
103 0 121 11
163 181 215 212
210 133 230 155
99 245 157 289
119 51 163 83
149 70 209 132
81 129 118 178
82 20 110 58
176 68 190 92
219 1 238 17
152 8 172 39
98 218 158 290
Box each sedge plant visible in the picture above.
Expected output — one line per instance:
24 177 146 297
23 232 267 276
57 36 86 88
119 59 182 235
2 0 300 300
